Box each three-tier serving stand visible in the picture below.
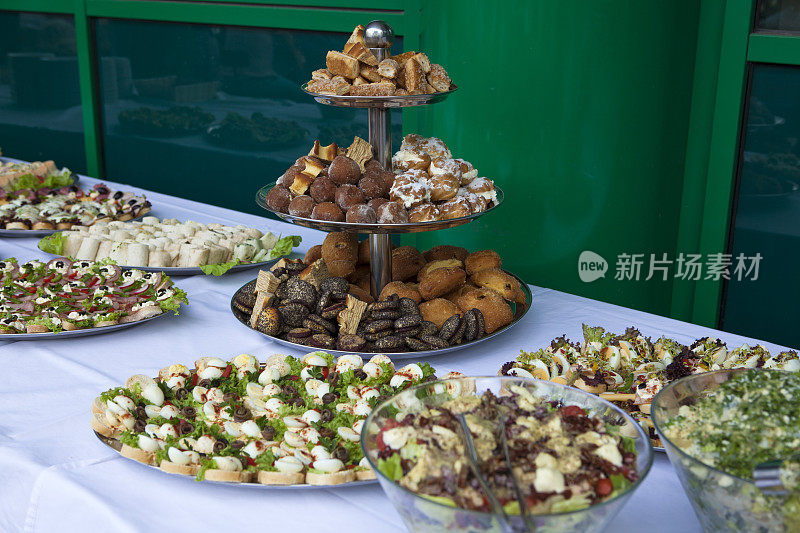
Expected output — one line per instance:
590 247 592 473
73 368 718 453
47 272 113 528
256 20 506 300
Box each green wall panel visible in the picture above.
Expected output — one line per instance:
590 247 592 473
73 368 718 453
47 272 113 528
404 0 701 317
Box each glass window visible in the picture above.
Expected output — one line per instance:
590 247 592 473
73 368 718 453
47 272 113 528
756 0 800 32
94 19 402 216
722 64 800 347
0 11 86 172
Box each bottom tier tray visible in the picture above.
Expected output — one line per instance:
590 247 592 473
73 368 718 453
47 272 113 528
230 272 533 359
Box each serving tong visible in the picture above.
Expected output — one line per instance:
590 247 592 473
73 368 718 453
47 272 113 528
455 412 535 532
753 455 800 496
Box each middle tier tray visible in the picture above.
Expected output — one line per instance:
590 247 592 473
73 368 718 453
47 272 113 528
256 183 503 234
230 271 532 359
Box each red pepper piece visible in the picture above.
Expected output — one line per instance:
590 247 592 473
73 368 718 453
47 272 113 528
596 478 613 496
221 365 232 379
560 405 586 417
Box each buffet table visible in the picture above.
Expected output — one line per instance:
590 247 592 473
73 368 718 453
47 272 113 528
1 175 792 532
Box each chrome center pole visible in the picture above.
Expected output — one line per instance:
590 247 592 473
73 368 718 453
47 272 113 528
365 20 394 298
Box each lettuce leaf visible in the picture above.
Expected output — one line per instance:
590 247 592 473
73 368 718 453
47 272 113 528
199 260 241 276
376 453 403 481
38 232 66 255
268 235 301 260
7 169 72 192
159 287 189 314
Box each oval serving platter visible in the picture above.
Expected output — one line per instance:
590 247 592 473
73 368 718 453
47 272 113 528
2 311 172 341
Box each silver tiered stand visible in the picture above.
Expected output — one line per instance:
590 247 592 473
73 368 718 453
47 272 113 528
255 20 504 299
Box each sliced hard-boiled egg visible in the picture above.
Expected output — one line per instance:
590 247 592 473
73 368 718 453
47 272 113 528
144 423 161 439
138 435 160 452
302 409 321 425
310 445 331 461
529 359 550 380
195 435 216 454
283 415 307 429
160 423 178 438
312 458 344 473
265 398 285 412
232 353 257 369
306 379 325 397
144 404 162 419
294 448 314 466
223 421 242 437
240 420 260 438
335 354 363 373
112 395 135 413
141 384 164 407
168 447 191 465
368 354 394 371
243 440 266 459
246 382 264 398
258 367 281 385
302 352 328 367
283 431 305 449
192 386 208 403
262 383 282 397
337 427 359 442
362 362 383 379
299 427 320 444
506 367 535 379
275 456 303 473
206 387 224 404
352 420 364 434
213 456 242 472
160 405 180 419
353 399 371 417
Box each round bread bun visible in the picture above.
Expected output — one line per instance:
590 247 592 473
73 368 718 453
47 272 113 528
322 232 358 263
470 268 525 303
25 324 49 333
160 460 199 476
351 265 371 292
419 298 461 329
349 283 374 303
418 267 466 301
304 244 323 264
417 259 464 282
257 471 305 485
456 288 513 334
357 238 370 264
379 281 421 303
120 444 154 465
464 249 502 275
423 245 469 263
305 469 356 486
328 155 362 186
391 246 426 281
265 185 292 213
32 221 56 230
327 259 356 279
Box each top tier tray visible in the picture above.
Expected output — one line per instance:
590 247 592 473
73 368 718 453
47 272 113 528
256 183 503 234
302 83 458 109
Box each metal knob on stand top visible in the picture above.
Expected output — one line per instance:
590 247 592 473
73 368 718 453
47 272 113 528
365 20 395 298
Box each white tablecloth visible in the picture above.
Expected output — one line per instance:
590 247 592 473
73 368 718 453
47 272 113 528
1 175 791 532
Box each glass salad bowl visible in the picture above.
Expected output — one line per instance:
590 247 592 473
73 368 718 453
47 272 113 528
361 376 654 533
652 370 800 533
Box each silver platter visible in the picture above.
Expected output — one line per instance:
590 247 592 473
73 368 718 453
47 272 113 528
230 272 532 359
1 311 173 341
256 184 503 234
94 431 377 489
302 83 457 109
1 208 149 238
